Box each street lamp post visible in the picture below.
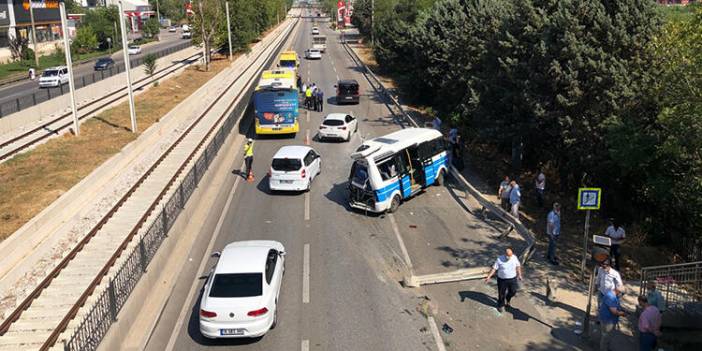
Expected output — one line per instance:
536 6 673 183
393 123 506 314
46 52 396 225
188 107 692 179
226 1 233 61
58 1 79 135
28 1 40 67
117 1 138 133
371 0 374 45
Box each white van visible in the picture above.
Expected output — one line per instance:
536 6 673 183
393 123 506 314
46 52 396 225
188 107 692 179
348 128 448 213
38 66 69 88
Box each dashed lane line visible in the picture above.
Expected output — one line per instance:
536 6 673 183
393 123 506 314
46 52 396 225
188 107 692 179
302 339 310 351
427 316 447 351
304 190 310 220
303 243 310 304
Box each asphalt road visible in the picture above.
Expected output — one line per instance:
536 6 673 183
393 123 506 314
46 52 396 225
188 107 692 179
143 14 463 351
0 29 189 112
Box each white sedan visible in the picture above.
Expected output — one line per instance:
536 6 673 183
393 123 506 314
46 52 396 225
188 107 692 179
199 240 285 339
305 48 322 60
312 27 320 35
318 113 358 142
268 146 321 192
127 45 142 55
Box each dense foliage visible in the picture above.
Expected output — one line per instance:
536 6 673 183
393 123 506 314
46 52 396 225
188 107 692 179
351 0 702 251
82 5 121 50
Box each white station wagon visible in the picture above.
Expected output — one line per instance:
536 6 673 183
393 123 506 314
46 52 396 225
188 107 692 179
268 145 321 192
199 240 286 339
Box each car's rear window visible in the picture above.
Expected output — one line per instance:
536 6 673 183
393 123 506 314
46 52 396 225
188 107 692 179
272 158 302 171
323 119 344 126
42 70 59 77
338 83 358 95
209 273 262 298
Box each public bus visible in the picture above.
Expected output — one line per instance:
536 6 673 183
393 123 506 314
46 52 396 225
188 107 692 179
348 128 448 213
312 35 327 52
253 69 299 135
278 51 299 71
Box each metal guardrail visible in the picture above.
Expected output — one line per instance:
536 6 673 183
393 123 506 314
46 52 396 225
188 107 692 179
61 21 296 351
0 41 192 118
341 41 537 267
640 261 702 311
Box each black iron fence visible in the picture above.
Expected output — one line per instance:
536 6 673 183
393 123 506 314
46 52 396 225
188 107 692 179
0 41 192 118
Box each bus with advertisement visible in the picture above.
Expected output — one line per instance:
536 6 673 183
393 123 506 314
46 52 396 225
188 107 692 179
253 69 299 135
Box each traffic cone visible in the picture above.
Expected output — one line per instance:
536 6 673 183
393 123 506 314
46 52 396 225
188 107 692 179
247 170 255 183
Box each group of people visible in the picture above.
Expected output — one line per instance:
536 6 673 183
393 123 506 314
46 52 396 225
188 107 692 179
300 81 324 112
498 176 522 219
596 259 665 351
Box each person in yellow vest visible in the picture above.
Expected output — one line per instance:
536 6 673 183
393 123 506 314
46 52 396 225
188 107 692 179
305 86 313 110
243 138 254 178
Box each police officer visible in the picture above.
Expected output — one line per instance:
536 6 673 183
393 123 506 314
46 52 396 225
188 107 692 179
243 138 254 179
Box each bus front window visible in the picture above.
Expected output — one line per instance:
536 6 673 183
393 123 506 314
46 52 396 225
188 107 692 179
280 60 296 68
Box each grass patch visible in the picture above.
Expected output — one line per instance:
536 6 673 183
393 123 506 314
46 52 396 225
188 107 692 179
0 55 231 241
0 49 117 81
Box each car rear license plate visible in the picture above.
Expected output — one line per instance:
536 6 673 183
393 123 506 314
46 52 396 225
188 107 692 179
281 180 293 184
220 328 245 336
346 97 353 100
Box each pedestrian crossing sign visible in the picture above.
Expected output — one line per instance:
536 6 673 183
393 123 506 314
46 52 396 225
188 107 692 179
577 188 601 210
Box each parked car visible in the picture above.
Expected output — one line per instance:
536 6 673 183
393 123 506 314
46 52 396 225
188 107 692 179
93 57 115 71
335 79 360 104
319 113 358 142
38 66 69 88
199 241 286 339
168 26 177 32
268 146 321 192
127 45 142 55
311 27 320 35
305 48 322 60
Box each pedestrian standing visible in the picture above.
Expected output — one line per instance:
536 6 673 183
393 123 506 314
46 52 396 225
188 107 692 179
448 126 458 164
305 86 313 110
509 180 521 220
498 176 511 211
638 295 662 351
598 287 627 351
485 247 523 313
432 115 442 132
546 202 561 265
596 260 624 311
28 67 36 80
302 82 307 96
646 281 666 313
243 138 254 179
296 74 302 90
604 219 626 271
318 89 324 112
535 168 546 208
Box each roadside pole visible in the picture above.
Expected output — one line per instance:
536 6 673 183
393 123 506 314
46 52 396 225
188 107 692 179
59 1 80 135
371 0 374 45
117 1 138 133
29 1 40 67
226 1 233 61
577 188 602 280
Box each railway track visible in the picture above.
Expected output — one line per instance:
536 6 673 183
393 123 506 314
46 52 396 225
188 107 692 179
0 50 203 163
0 17 299 351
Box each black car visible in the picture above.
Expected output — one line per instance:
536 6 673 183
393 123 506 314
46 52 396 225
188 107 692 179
94 57 115 71
335 79 360 105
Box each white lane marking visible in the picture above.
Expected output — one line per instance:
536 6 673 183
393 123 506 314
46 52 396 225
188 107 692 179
303 243 310 303
388 213 414 273
336 74 339 81
304 191 310 220
305 129 310 145
427 316 447 351
306 109 310 122
165 161 243 351
302 339 310 351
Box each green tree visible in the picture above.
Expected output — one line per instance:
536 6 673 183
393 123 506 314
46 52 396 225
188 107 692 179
191 0 223 70
84 5 121 50
143 53 159 86
143 17 161 39
72 26 99 54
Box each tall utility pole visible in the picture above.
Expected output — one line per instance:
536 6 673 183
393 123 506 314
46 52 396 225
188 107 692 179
155 0 161 23
28 0 39 67
225 1 232 61
198 0 207 67
118 1 138 133
59 1 79 135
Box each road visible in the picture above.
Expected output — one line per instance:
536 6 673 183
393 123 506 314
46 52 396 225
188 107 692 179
0 29 188 111
143 14 470 351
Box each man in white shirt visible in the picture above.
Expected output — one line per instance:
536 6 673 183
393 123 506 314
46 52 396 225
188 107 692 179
485 247 523 312
596 260 624 311
498 176 512 211
604 219 626 271
535 169 546 208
